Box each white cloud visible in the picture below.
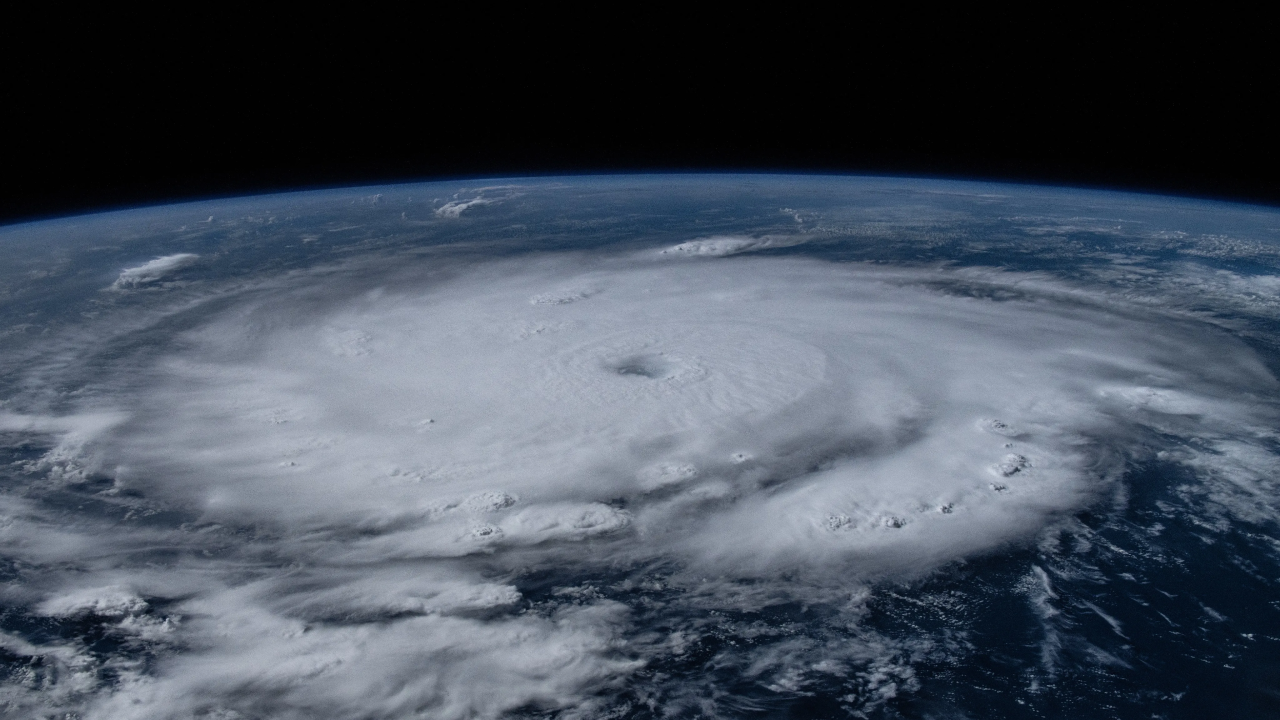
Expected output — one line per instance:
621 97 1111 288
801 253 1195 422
109 254 199 289
85 598 639 720
434 186 521 218
38 585 148 618
658 234 808 257
435 197 497 218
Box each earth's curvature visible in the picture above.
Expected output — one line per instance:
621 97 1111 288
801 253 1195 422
2 175 1279 719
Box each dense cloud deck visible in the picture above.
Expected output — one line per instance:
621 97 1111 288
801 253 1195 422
2 176 1279 719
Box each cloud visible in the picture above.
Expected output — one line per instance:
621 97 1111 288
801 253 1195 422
109 254 199 289
83 592 637 720
435 197 497 218
38 585 149 618
3 248 1278 718
657 234 808 257
434 186 521 218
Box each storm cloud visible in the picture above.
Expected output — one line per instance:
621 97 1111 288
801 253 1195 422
2 242 1277 718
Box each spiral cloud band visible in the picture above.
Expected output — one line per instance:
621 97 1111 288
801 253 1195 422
3 235 1277 718
108 253 1251 568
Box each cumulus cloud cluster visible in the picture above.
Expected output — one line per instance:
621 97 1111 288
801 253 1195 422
2 244 1277 718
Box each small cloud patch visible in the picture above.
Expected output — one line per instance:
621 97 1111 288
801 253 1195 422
110 253 199 289
659 235 808 258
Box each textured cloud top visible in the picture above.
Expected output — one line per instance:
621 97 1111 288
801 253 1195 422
104 256 1259 576
3 178 1280 719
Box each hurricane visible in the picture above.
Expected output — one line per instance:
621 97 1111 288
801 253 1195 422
3 176 1279 718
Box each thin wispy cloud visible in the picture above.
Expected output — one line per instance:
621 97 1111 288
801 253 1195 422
109 254 200 290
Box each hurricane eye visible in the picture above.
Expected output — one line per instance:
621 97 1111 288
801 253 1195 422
609 354 670 379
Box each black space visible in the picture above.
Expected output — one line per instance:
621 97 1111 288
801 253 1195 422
4 26 1276 225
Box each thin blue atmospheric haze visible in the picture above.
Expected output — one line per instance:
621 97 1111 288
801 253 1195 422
1 175 1279 719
